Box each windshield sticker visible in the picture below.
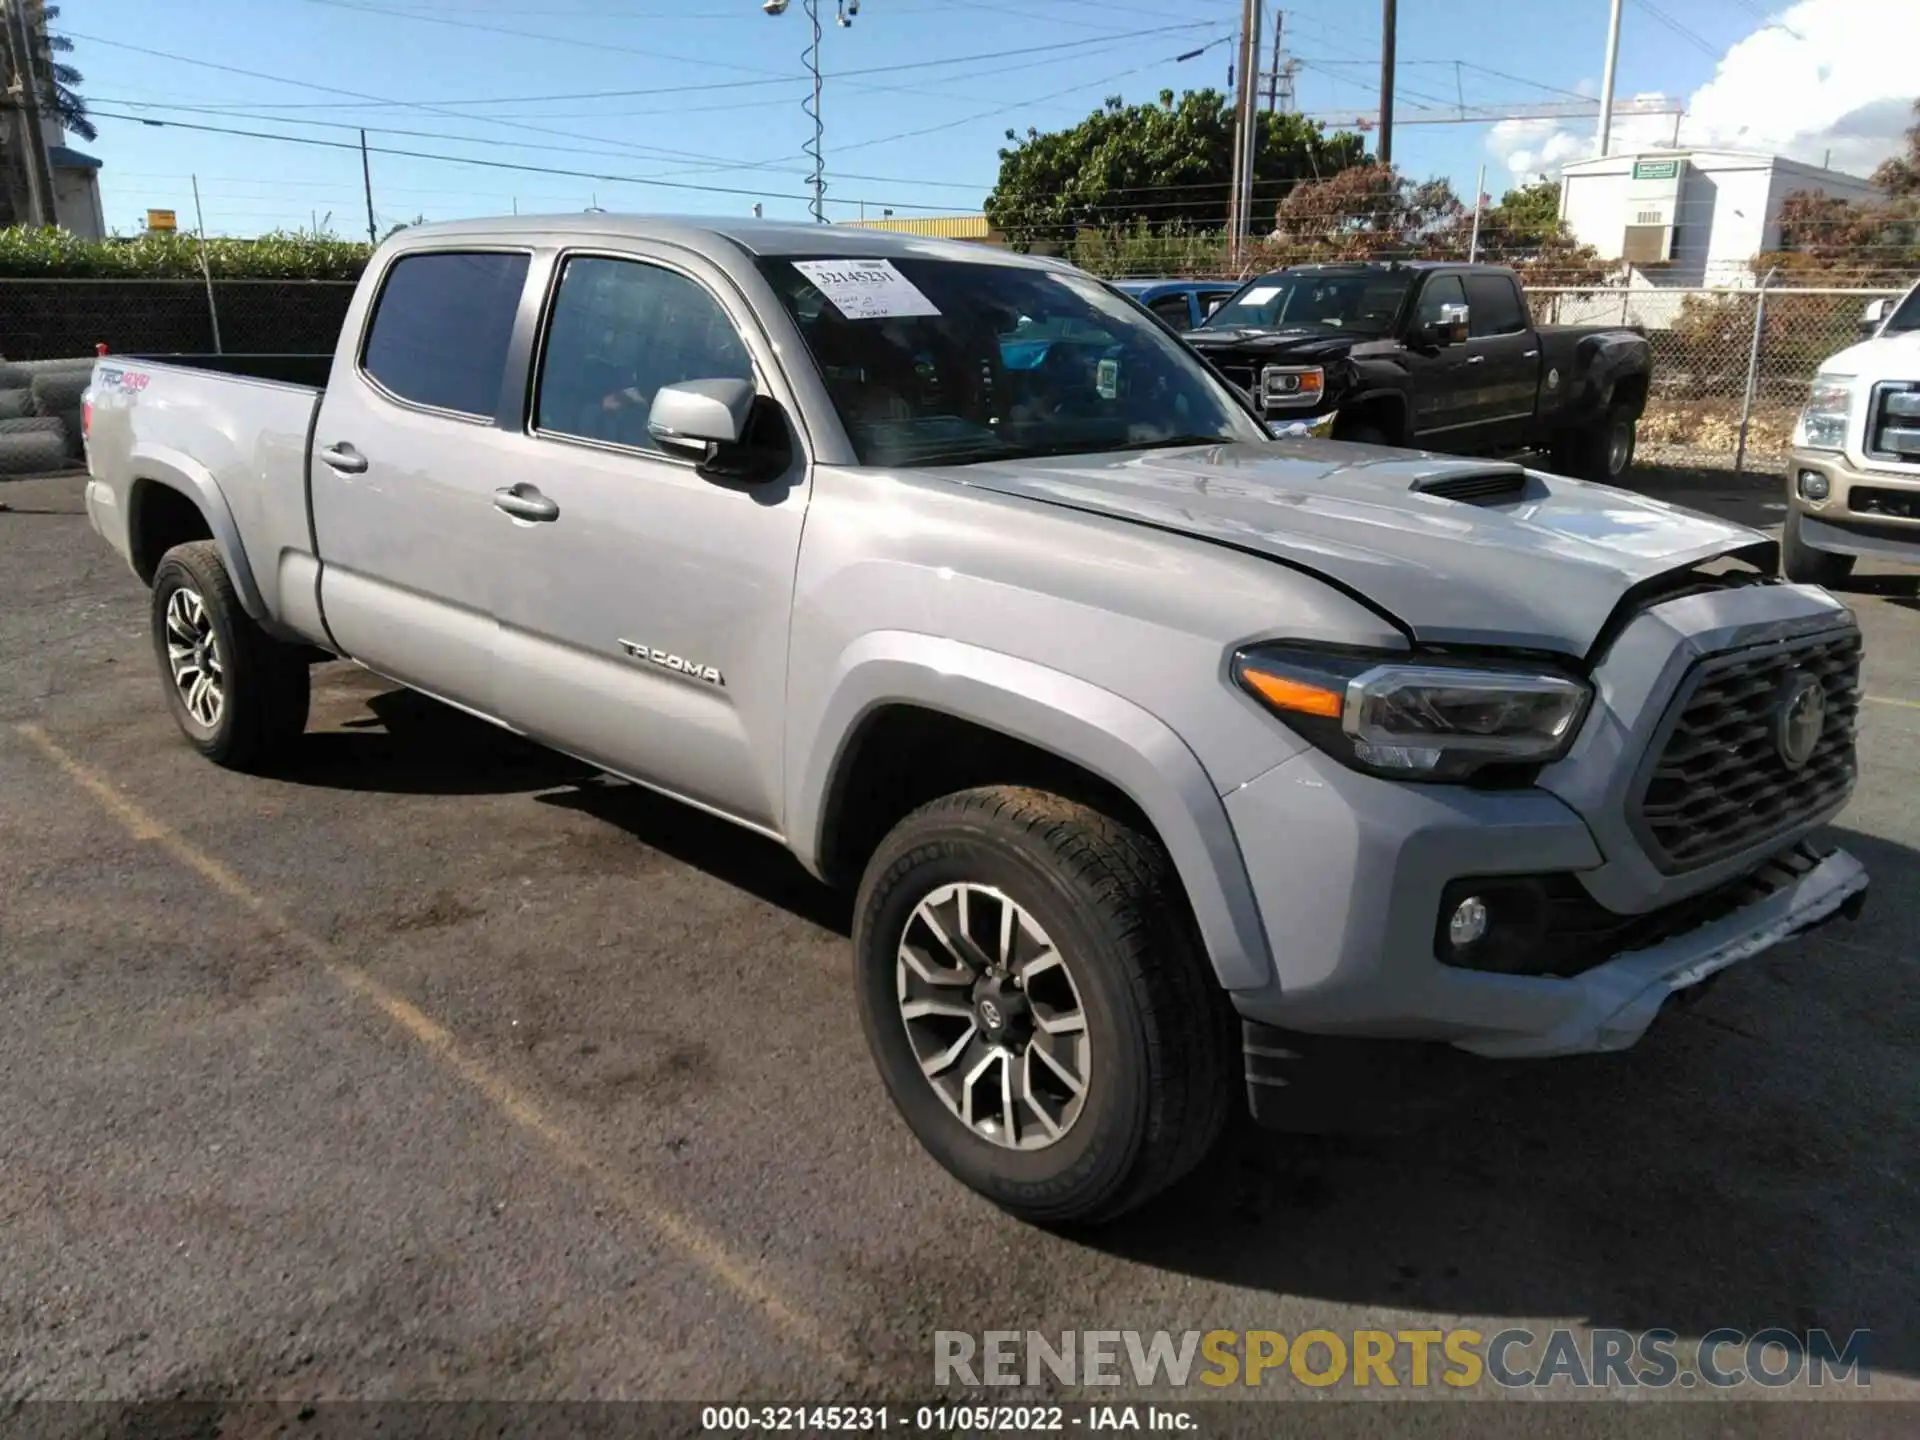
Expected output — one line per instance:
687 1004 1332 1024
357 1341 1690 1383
792 260 941 320
1096 357 1120 400
1239 286 1281 306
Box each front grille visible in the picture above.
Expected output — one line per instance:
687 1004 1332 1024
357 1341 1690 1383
1208 359 1260 397
1866 382 1920 464
1630 628 1861 873
1848 485 1920 521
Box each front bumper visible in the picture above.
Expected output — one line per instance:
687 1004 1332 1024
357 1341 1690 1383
1789 447 1920 561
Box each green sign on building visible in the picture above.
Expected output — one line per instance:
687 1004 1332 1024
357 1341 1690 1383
1632 159 1681 181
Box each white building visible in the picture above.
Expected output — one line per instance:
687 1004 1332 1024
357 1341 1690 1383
1557 148 1880 290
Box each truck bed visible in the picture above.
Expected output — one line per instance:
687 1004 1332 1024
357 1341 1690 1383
86 354 330 638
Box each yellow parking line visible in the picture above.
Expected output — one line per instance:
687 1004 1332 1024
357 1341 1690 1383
1866 695 1920 711
14 721 876 1389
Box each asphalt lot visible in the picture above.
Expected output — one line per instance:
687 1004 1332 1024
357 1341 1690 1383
2 464 1917 1419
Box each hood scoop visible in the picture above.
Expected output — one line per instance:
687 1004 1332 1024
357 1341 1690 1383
1411 468 1530 505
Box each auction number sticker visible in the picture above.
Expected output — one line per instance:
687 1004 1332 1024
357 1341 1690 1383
793 259 942 320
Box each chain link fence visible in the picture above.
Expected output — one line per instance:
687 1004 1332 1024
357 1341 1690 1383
0 278 357 361
1532 285 1905 470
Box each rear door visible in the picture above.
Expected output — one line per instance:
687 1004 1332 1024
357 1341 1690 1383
309 247 533 718
1406 273 1475 441
1460 272 1541 450
487 247 811 831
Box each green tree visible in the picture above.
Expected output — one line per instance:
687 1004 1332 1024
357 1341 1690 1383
984 89 1367 249
31 3 95 143
1870 98 1920 197
1481 179 1561 247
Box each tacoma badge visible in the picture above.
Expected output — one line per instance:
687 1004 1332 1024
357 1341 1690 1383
618 639 725 687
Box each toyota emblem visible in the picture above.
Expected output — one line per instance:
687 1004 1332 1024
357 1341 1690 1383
1774 672 1827 770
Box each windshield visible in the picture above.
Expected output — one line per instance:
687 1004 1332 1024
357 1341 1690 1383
755 255 1267 467
1884 285 1920 336
1201 271 1413 335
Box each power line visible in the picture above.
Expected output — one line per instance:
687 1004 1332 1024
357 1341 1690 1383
1630 0 1723 59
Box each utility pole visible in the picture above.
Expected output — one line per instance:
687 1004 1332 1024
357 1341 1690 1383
3 0 58 228
1596 0 1624 157
359 129 377 244
1267 10 1281 112
1228 0 1262 263
1377 0 1397 166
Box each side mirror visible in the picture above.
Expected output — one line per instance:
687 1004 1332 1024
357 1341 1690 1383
648 378 754 457
1431 301 1471 346
1861 297 1892 337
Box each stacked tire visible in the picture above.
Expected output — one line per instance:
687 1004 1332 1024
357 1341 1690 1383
0 356 94 477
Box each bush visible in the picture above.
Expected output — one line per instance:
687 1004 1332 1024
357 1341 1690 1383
0 226 372 280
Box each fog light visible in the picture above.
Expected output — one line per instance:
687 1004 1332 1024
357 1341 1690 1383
1448 896 1490 949
1798 470 1831 502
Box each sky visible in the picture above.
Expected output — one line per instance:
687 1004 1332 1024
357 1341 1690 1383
44 0 1920 240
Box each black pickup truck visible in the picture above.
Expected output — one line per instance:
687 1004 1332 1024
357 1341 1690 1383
1181 261 1653 483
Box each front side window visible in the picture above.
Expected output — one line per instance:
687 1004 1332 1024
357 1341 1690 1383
1884 285 1920 336
1415 275 1468 328
757 255 1266 467
1202 271 1413 335
534 256 755 453
361 250 529 417
1463 274 1528 336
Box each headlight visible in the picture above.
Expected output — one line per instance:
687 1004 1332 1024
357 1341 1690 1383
1793 374 1854 451
1260 365 1324 408
1233 645 1592 782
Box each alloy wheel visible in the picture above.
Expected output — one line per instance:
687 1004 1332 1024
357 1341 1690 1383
895 882 1091 1151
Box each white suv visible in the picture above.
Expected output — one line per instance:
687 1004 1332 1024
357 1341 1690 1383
1786 279 1920 583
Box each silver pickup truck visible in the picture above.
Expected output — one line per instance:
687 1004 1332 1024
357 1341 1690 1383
81 217 1869 1225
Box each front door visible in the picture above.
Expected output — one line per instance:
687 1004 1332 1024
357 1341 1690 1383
488 250 810 832
1406 273 1476 442
309 247 533 717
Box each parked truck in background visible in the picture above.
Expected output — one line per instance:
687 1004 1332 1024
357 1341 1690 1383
1784 277 1920 584
81 218 1868 1225
1182 260 1654 485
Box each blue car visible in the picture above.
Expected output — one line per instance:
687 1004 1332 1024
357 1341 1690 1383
1111 278 1240 331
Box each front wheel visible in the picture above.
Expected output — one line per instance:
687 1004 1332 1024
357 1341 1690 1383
1781 508 1857 587
150 541 312 772
853 786 1238 1226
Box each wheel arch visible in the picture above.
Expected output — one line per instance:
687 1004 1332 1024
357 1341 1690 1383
790 633 1275 993
125 451 270 621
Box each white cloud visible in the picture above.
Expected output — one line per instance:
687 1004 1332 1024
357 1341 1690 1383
1485 0 1919 184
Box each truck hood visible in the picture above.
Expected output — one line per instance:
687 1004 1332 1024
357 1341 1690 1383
946 440 1770 657
1818 327 1920 378
1183 327 1359 363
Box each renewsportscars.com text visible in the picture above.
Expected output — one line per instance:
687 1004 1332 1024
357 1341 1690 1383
934 1327 1872 1390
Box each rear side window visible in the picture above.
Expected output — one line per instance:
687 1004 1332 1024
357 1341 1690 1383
1463 273 1528 337
361 250 530 417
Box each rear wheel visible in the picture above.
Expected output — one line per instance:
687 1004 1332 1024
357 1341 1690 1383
1781 508 1856 587
1555 403 1637 483
150 541 311 771
853 786 1237 1226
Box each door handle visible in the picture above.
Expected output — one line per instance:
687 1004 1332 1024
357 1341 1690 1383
318 442 368 474
493 485 560 523
1523 349 1540 358
1465 355 1487 365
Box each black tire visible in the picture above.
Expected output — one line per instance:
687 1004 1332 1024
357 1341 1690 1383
150 540 311 771
56 409 84 458
1781 508 1856 588
0 416 66 436
853 785 1238 1226
1556 403 1637 484
30 371 89 416
0 429 71 476
0 389 32 420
